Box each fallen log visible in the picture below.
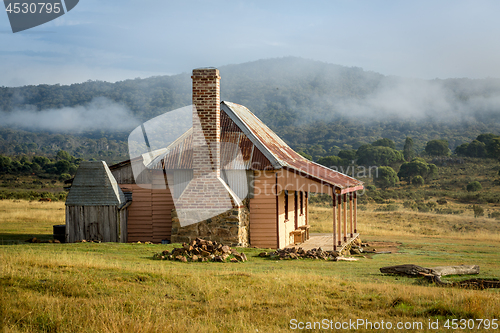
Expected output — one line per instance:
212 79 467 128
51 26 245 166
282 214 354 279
380 264 499 289
380 264 479 277
380 264 433 276
430 265 479 276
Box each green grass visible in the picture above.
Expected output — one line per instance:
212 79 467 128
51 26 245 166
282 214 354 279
1 200 500 332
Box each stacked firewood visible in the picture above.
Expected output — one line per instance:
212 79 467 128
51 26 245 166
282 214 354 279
259 247 341 260
153 238 247 263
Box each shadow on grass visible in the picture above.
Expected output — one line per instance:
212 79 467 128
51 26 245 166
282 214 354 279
0 233 53 245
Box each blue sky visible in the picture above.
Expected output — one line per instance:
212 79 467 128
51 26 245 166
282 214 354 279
1 0 499 86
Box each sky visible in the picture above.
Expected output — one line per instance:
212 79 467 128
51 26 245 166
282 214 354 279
1 0 500 87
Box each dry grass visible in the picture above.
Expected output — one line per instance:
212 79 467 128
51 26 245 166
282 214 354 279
0 200 65 244
309 203 500 241
1 200 500 332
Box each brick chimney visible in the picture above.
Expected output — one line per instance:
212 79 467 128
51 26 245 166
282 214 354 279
192 68 221 178
173 68 241 227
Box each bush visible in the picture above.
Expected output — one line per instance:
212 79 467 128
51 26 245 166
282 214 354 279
416 203 431 212
375 203 399 212
472 205 484 218
488 211 500 219
466 181 482 192
373 166 398 189
426 201 437 209
412 176 424 187
365 185 376 191
434 208 463 215
436 198 447 205
403 200 414 209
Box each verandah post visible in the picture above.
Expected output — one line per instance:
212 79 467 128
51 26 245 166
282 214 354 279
337 194 342 246
349 192 354 237
343 193 347 242
332 192 337 251
354 191 357 234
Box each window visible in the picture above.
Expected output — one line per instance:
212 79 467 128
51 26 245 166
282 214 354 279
300 191 303 215
284 190 288 220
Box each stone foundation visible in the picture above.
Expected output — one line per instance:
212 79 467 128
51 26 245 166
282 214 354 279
170 203 250 247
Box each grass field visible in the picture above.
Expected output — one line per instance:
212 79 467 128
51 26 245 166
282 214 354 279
1 199 500 332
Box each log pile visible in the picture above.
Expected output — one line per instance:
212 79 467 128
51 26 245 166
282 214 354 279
380 264 500 289
153 238 247 263
260 247 355 261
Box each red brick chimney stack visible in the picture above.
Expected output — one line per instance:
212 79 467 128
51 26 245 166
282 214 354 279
192 68 221 178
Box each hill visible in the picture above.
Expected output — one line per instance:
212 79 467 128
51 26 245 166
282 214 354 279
2 57 500 159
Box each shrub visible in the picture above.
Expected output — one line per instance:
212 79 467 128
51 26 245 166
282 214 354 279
373 166 398 189
375 204 399 212
436 198 447 205
472 205 484 218
412 176 425 187
403 200 414 209
434 208 463 215
417 204 431 212
358 204 367 211
488 211 500 219
466 181 482 192
426 201 437 209
365 185 376 191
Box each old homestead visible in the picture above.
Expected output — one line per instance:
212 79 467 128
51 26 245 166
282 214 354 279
67 68 363 249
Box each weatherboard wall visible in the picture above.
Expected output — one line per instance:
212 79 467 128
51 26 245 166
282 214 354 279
119 172 174 243
249 170 278 249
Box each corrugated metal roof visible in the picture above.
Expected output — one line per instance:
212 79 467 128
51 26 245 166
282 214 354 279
222 101 363 190
147 109 274 171
113 101 362 191
66 161 126 206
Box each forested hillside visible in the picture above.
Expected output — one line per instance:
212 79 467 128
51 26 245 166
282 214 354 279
2 57 500 161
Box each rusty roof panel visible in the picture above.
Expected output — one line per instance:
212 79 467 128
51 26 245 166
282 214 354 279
222 101 363 190
147 110 274 171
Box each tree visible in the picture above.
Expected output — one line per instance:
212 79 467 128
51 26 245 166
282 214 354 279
476 133 497 146
412 175 424 187
297 151 312 160
32 156 50 167
425 140 450 156
403 137 415 161
455 143 469 156
338 149 356 161
486 137 500 159
373 166 398 189
55 160 71 174
0 155 12 174
372 138 396 149
316 156 346 169
356 145 404 166
398 159 429 184
466 140 487 157
56 150 72 161
466 181 482 192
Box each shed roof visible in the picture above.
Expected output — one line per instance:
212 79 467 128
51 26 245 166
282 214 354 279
66 161 126 206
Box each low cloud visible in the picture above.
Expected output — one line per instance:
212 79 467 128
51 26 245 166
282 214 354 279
309 77 500 124
0 97 140 132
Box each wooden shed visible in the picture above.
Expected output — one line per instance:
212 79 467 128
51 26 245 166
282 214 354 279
65 161 131 242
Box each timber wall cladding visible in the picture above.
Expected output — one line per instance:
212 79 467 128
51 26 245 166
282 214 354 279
120 184 174 243
66 205 124 243
249 170 277 249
